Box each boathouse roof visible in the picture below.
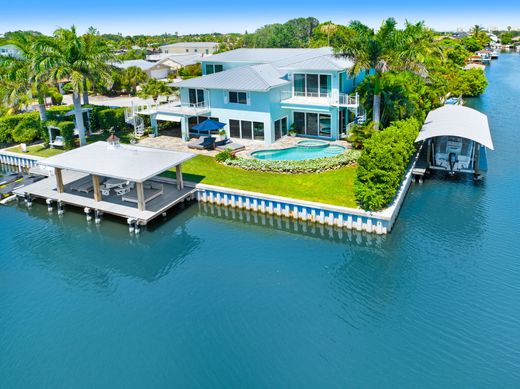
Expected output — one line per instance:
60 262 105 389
40 141 195 182
416 105 494 150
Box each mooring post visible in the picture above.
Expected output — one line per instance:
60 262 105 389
84 207 92 222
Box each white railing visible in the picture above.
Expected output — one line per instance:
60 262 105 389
281 90 359 107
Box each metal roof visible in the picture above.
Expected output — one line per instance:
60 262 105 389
276 54 353 71
161 42 218 48
202 48 317 63
156 54 202 67
112 60 162 71
173 63 289 91
40 142 195 182
416 106 494 150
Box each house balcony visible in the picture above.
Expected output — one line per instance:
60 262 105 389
281 91 359 109
134 100 210 117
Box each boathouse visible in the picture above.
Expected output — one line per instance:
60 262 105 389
14 140 196 226
414 105 494 178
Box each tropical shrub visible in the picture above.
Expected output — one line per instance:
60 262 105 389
354 118 421 211
215 148 236 162
11 115 43 143
0 112 40 143
446 68 488 97
96 108 127 130
347 122 377 149
223 149 360 174
48 87 64 105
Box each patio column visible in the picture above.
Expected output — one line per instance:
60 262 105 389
55 168 64 193
176 164 184 190
92 175 102 202
136 182 146 211
151 114 158 136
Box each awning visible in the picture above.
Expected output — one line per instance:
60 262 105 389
416 105 494 150
156 114 181 122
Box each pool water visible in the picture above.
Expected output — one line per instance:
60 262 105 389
252 140 345 161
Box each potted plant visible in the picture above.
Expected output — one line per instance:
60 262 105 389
128 133 137 144
218 129 227 141
289 123 297 137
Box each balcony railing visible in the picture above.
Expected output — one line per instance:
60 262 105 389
281 90 359 107
133 99 210 116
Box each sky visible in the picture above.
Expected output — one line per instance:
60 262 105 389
2 0 519 35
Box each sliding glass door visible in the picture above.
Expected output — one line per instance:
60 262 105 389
293 74 332 97
293 112 332 138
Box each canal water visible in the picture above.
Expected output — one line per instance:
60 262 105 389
1 54 519 388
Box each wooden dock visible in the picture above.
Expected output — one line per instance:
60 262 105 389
13 170 196 224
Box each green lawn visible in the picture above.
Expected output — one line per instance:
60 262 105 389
163 155 358 208
6 144 64 158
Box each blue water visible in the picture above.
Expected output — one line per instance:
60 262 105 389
252 141 345 160
1 54 520 388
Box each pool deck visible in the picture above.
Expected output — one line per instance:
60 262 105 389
138 135 351 159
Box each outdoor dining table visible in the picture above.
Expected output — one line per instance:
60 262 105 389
104 178 128 189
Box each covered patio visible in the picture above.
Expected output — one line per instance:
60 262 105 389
15 140 197 224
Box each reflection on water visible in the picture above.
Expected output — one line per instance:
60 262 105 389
1 54 520 388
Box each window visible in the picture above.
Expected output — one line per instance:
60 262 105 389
230 120 240 138
215 64 223 73
293 73 331 97
229 120 264 140
293 112 332 138
188 89 205 105
274 117 288 140
186 49 189 52
206 64 224 75
194 49 198 53
228 91 248 104
253 122 264 141
205 49 209 54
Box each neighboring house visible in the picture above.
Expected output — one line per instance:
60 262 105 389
112 59 172 80
0 44 22 58
146 53 202 73
132 47 366 145
160 42 219 55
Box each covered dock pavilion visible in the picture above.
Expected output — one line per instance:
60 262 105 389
14 141 197 226
414 105 494 179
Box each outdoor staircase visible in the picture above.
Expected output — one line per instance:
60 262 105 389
125 107 145 137
356 106 366 125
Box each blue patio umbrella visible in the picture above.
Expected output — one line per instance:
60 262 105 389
192 119 226 133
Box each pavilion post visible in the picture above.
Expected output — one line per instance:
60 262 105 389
176 164 183 190
92 175 102 202
136 182 146 211
55 168 64 193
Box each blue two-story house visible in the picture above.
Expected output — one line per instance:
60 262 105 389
133 47 366 145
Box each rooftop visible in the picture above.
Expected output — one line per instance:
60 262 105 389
112 59 159 71
174 63 289 91
202 47 321 64
416 105 494 150
40 142 196 182
161 42 218 48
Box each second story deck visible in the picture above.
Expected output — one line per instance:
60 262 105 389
281 90 359 108
133 100 211 117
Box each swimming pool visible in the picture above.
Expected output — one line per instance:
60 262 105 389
251 140 345 161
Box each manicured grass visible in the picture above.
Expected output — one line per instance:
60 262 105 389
6 144 64 158
163 155 358 208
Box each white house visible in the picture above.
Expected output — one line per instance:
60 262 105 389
112 59 172 80
0 44 22 58
160 42 219 55
129 47 368 144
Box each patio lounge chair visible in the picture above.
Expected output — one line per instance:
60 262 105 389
122 182 164 204
187 136 215 150
215 140 245 153
69 176 93 193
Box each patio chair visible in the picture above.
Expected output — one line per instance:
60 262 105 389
187 136 215 150
215 141 245 153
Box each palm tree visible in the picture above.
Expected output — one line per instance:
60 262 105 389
0 31 49 120
335 19 437 129
34 26 114 146
471 25 484 39
120 66 149 96
138 79 172 101
320 22 338 46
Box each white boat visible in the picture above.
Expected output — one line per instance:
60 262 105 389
416 106 494 179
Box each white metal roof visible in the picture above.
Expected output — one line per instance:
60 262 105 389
156 54 202 67
202 48 318 64
40 142 195 182
174 63 289 91
112 60 164 71
416 106 494 150
161 42 218 48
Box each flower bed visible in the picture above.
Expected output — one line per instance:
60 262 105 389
222 150 360 174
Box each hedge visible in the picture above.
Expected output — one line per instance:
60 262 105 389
223 149 361 174
354 118 421 211
96 108 128 130
45 120 76 149
0 112 41 143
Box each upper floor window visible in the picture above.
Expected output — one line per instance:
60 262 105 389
194 49 198 53
186 49 189 52
228 91 248 104
205 64 223 75
293 73 331 98
188 89 205 105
